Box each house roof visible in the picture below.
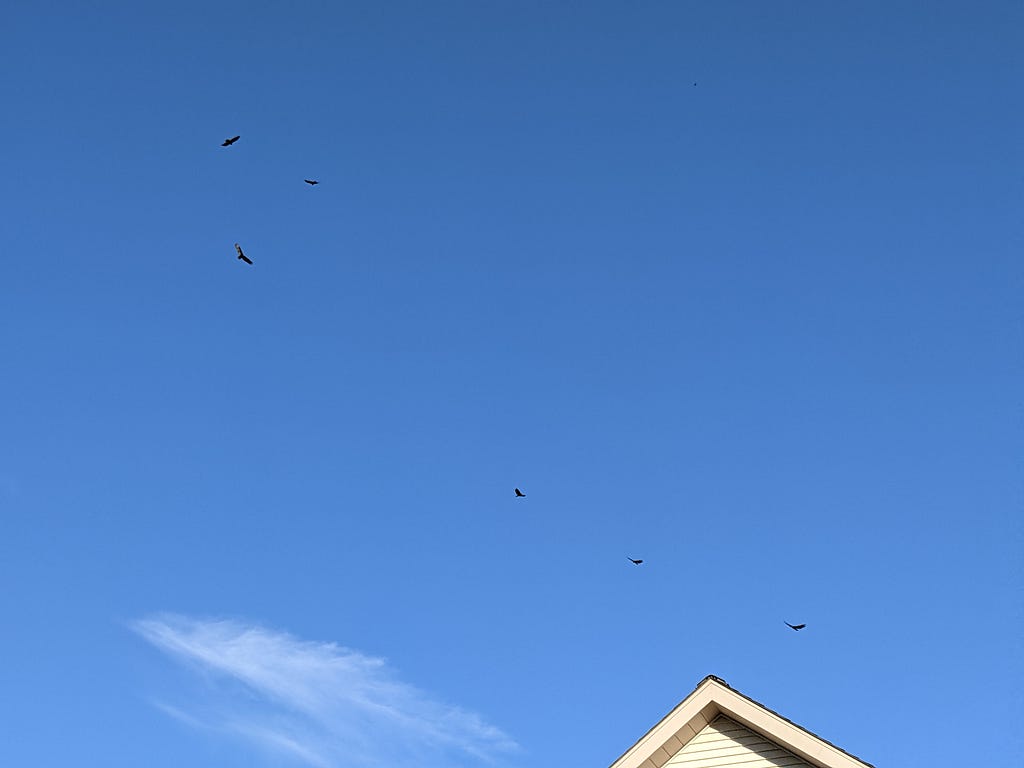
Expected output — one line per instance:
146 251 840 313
607 676 874 768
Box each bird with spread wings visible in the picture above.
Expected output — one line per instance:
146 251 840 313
235 243 252 265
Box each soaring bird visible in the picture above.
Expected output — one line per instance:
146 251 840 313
785 622 806 631
514 488 525 498
628 557 643 565
235 243 252 265
222 135 240 146
304 179 319 185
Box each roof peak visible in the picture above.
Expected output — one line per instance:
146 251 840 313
608 675 873 768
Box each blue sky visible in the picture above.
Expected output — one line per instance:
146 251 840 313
1 2 1021 766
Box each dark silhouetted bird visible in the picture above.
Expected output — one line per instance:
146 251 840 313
235 243 252 265
514 488 525 497
304 179 319 185
785 622 806 631
628 557 643 565
222 135 240 146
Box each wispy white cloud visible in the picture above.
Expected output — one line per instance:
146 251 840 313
132 614 517 768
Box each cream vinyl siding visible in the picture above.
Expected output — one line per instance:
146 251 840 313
666 715 812 768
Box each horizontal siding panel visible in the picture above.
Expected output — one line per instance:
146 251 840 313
677 736 790 752
670 754 806 768
682 742 784 754
673 745 800 760
703 732 768 746
688 731 773 744
665 716 811 768
686 734 785 749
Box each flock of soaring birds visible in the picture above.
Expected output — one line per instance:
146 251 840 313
221 133 807 634
514 483 804 631
221 134 318 267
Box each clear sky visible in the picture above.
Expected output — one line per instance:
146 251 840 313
1 2 1020 766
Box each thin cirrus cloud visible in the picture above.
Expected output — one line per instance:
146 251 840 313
131 614 517 768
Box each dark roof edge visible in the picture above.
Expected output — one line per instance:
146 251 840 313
706 676 875 768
